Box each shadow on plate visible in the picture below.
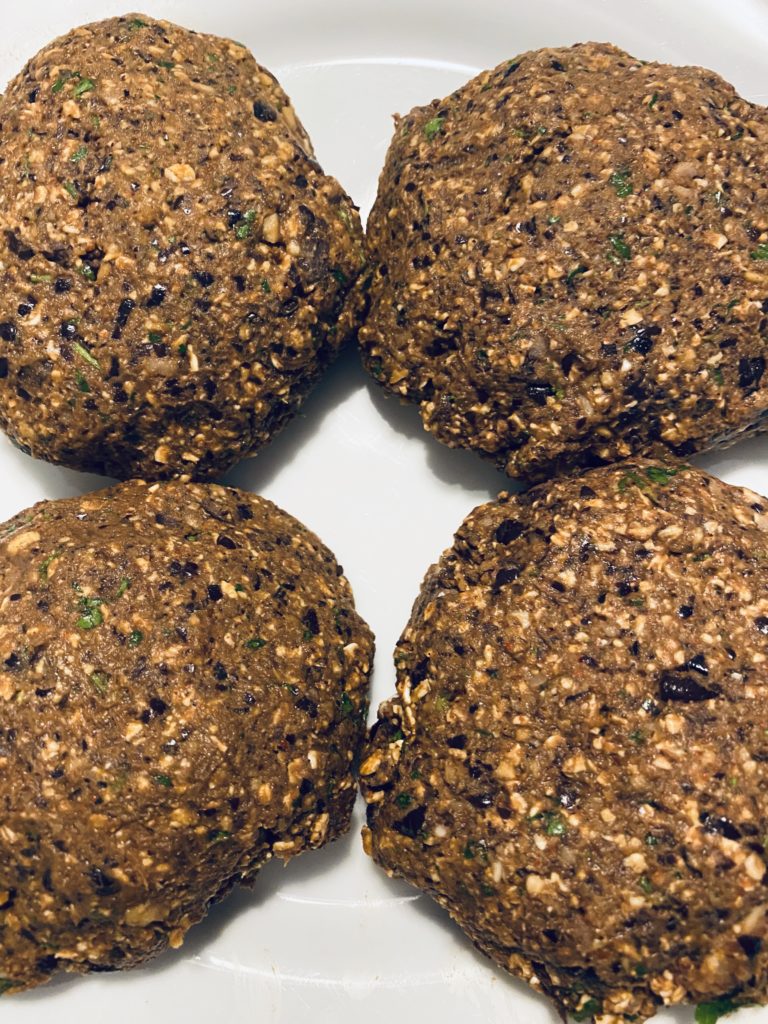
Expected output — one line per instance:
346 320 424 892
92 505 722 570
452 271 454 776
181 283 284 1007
693 431 768 483
362 369 516 497
14 819 361 1001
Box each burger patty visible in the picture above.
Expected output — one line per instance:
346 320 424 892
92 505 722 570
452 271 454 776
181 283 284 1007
360 42 768 480
361 460 768 1022
0 479 373 992
0 13 364 480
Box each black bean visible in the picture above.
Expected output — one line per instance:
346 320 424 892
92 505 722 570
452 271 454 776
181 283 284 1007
739 356 765 390
0 323 17 342
495 519 524 544
216 535 237 550
678 605 694 619
149 697 168 716
700 811 740 840
194 270 215 287
755 616 768 634
393 805 426 839
0 358 8 379
253 99 277 122
526 380 555 405
738 935 762 958
89 867 120 896
55 277 72 294
493 566 520 592
550 59 566 71
446 734 467 749
111 298 135 339
207 584 223 602
295 696 318 718
685 653 708 676
303 608 320 636
410 657 430 685
146 284 167 307
658 671 719 703
468 793 494 809
627 323 661 355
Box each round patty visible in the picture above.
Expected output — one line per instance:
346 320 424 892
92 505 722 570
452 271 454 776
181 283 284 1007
360 43 768 480
361 461 768 1023
0 14 364 480
0 479 373 992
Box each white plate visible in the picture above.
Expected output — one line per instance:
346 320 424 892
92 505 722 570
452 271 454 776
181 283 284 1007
2 2 768 1022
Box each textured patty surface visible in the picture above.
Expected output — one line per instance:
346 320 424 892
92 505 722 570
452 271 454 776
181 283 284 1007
0 480 373 992
361 461 768 1022
0 13 363 480
360 43 768 480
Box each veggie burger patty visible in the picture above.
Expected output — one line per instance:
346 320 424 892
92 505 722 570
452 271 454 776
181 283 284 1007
0 479 373 992
360 43 768 479
361 461 768 1023
0 13 364 480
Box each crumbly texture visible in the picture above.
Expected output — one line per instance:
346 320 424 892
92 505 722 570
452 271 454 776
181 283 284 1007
361 461 768 1022
0 480 373 993
360 43 768 480
0 13 364 480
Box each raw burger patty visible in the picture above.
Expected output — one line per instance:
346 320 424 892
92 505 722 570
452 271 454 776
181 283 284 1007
0 13 364 480
0 479 373 992
361 460 768 1023
360 43 768 480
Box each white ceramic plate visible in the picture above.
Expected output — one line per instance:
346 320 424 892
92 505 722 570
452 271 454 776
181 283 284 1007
2 2 768 1022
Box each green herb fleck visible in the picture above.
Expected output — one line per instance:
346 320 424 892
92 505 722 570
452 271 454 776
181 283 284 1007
245 637 266 650
153 773 172 788
177 343 188 356
234 583 246 593
75 371 90 393
261 278 271 293
566 265 588 285
645 465 677 485
639 876 653 894
79 264 96 282
29 273 52 284
63 181 78 199
629 729 645 743
331 268 348 286
39 549 63 581
209 829 232 842
572 998 601 1022
423 116 445 140
608 233 632 261
90 671 109 694
235 210 256 239
52 71 73 93
73 342 100 369
148 330 164 344
708 366 724 385
609 169 633 197
129 18 148 28
695 998 742 1024
73 78 95 99
543 812 567 837
77 596 104 630
128 629 143 647
339 692 354 716
70 145 88 163
547 214 560 224
156 59 175 69
648 92 659 109
645 833 660 846
750 243 768 261
396 793 412 808
116 577 131 598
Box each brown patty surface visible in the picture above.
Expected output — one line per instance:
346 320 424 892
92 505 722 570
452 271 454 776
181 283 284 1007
361 461 768 1022
360 43 768 480
0 479 373 992
0 13 364 480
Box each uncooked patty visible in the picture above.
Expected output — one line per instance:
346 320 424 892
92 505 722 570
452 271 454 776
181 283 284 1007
0 13 364 480
0 479 373 992
361 461 768 1022
360 43 768 480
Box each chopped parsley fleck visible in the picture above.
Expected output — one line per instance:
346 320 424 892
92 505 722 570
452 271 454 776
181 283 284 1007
147 330 164 344
708 366 725 385
128 629 143 647
39 549 63 581
63 181 78 199
0 979 14 995
566 264 588 285
396 793 412 808
423 116 445 140
547 214 560 224
236 210 256 239
70 144 88 163
29 273 52 284
77 595 104 630
156 59 175 69
79 264 96 282
51 71 73 93
245 637 266 650
208 829 232 842
331 268 348 286
629 729 645 743
645 465 677 485
645 833 660 846
695 998 742 1024
153 773 172 788
543 812 566 836
73 342 100 369
73 78 95 98
261 278 271 293
117 577 131 598
639 876 653 894
607 233 632 261
609 169 633 197
129 17 148 28
75 371 90 393
339 692 354 716
572 998 601 1021
89 672 109 694
177 343 188 356
648 92 659 109
750 243 768 261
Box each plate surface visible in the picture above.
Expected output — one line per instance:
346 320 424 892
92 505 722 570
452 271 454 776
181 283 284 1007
2 2 768 1022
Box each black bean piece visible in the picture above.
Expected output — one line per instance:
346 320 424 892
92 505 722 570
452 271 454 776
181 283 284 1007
739 356 765 390
658 671 719 703
756 616 768 634
111 298 135 339
253 99 277 122
89 868 121 896
146 284 167 307
207 584 223 602
0 323 17 342
303 608 320 636
392 805 427 839
495 519 524 544
493 566 520 592
685 653 708 676
194 270 215 287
